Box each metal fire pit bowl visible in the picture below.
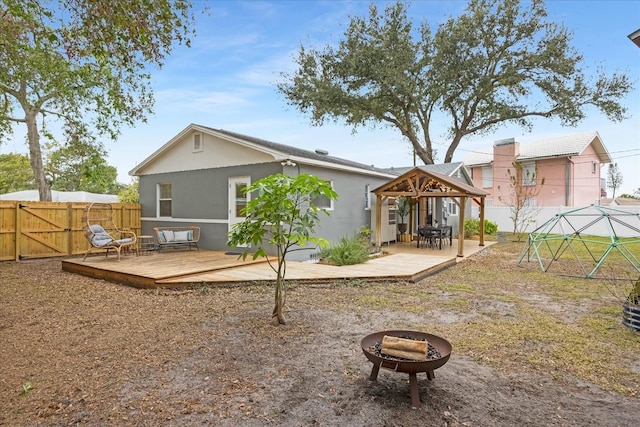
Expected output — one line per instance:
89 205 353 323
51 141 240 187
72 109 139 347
361 330 452 407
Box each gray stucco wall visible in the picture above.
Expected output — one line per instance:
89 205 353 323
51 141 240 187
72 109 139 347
139 162 391 261
139 163 281 252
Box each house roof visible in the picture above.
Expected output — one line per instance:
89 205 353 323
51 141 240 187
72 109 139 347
382 162 468 177
600 197 640 206
129 124 396 179
462 131 612 166
373 167 488 198
629 28 640 48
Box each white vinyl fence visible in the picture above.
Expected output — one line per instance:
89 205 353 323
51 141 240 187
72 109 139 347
471 205 640 237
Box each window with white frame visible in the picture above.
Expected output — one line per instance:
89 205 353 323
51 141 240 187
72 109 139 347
522 162 536 186
592 161 598 174
364 184 371 210
311 180 334 210
193 133 202 152
388 198 396 224
482 166 493 188
447 198 458 216
158 183 172 217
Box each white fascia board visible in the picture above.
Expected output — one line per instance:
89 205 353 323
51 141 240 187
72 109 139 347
129 124 199 176
287 155 397 179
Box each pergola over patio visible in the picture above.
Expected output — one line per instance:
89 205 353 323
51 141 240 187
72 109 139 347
373 167 488 257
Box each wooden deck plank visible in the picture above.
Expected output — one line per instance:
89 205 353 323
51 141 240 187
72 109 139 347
61 240 494 288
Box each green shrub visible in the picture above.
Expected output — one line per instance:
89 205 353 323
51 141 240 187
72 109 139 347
322 232 370 266
484 219 498 235
464 219 480 238
464 218 498 238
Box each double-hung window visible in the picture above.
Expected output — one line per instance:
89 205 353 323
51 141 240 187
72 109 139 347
482 166 493 188
311 180 334 210
522 162 536 186
388 198 396 225
158 183 172 217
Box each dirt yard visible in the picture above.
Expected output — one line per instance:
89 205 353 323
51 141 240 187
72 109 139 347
1 242 638 426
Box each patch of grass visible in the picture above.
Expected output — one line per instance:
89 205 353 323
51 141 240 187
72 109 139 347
435 282 476 293
355 295 395 310
440 297 470 311
433 304 640 396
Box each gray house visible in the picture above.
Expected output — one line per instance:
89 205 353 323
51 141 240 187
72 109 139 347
129 124 396 261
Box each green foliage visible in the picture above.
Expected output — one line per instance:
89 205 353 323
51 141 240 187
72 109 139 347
20 380 33 397
0 153 35 194
278 0 632 166
118 180 139 203
321 232 370 266
0 0 194 200
227 173 338 324
464 218 498 238
47 139 121 194
484 220 498 235
395 197 410 223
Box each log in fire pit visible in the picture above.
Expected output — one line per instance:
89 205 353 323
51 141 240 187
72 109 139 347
361 330 452 407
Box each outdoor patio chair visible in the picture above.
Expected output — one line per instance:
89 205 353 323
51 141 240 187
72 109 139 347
82 203 137 261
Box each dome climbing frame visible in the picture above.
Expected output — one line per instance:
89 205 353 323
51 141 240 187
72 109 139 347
518 204 640 278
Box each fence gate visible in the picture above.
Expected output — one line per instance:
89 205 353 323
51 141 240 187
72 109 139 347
0 201 141 261
16 202 70 260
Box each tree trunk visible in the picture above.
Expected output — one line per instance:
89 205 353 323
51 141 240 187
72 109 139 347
25 111 51 201
272 259 287 325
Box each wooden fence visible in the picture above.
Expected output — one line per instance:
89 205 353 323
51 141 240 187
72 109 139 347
0 201 141 261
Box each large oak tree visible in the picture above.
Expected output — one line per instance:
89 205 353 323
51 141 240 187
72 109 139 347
278 0 632 165
0 0 193 201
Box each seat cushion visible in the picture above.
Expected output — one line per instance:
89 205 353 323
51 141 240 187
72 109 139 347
90 224 105 234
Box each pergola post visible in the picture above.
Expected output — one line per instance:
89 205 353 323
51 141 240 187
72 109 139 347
375 194 382 249
457 197 467 257
479 197 485 247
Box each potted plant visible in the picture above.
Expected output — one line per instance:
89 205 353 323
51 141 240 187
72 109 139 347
396 197 410 240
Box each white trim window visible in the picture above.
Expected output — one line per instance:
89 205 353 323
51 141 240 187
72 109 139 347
447 198 458 216
482 166 493 188
522 162 536 186
193 133 203 152
158 183 172 217
388 197 396 225
311 180 334 210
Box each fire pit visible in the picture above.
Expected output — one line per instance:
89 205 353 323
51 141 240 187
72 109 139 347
361 330 452 407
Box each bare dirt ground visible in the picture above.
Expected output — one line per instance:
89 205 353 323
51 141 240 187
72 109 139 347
1 242 639 426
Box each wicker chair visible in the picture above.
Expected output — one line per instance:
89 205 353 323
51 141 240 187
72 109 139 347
82 203 137 261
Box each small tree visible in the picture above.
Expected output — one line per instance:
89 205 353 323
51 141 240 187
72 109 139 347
227 173 338 325
396 197 410 234
498 162 545 240
607 163 623 200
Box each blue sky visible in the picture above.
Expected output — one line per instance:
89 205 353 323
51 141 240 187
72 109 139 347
6 0 640 195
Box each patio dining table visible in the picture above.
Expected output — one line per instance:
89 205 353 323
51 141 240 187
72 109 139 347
417 225 452 250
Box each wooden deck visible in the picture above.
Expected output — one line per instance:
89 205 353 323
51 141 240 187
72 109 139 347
61 239 493 289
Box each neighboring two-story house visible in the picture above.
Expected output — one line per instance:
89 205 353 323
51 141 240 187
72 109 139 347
463 131 611 207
